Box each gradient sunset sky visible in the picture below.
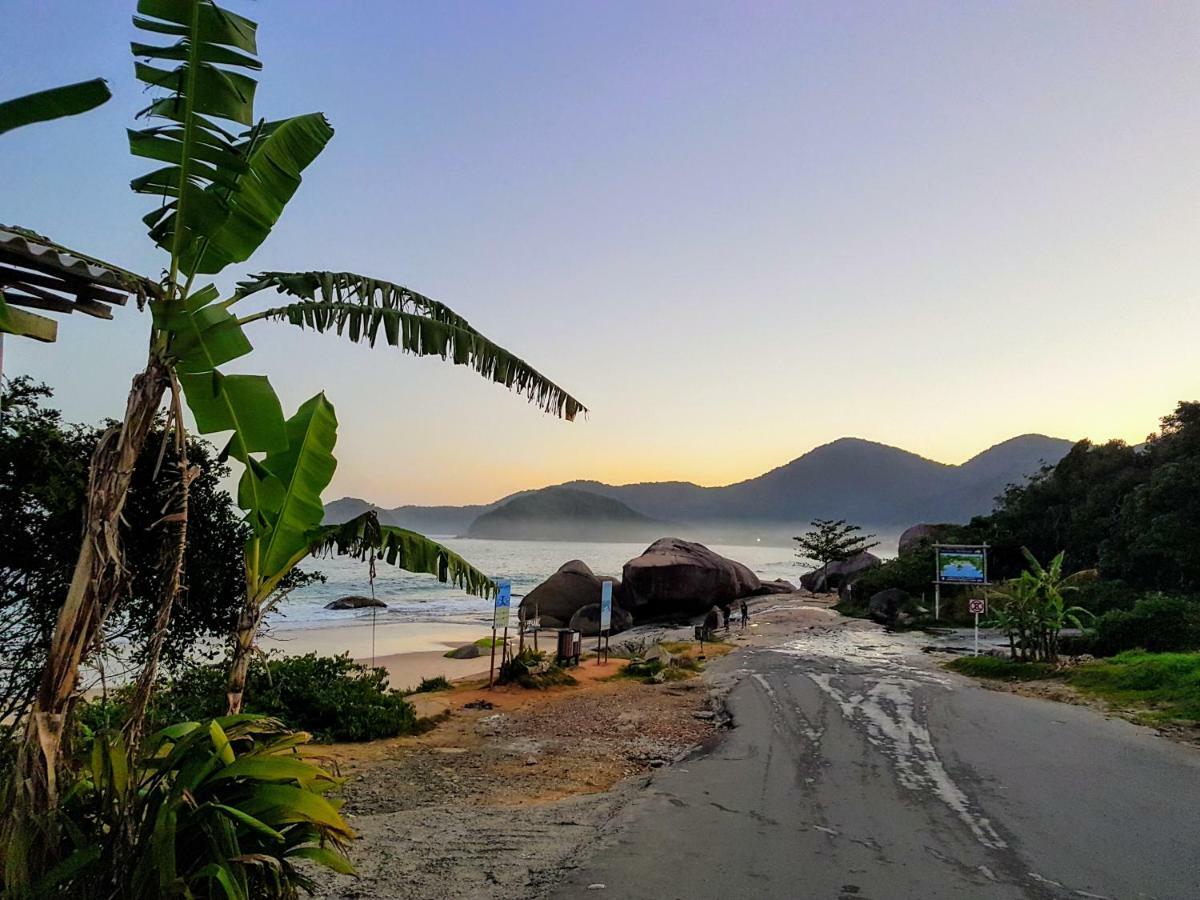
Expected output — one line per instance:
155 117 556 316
4 1 1198 505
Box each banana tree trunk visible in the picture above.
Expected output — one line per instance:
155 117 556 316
124 381 191 753
226 599 259 715
8 357 169 875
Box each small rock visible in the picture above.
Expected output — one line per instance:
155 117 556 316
586 885 607 891
324 594 387 610
692 710 715 720
525 756 538 766
649 759 666 768
464 699 494 710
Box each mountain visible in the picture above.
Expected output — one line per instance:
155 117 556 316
324 433 1075 544
465 487 665 542
321 496 492 535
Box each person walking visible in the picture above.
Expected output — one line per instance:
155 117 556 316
740 599 749 629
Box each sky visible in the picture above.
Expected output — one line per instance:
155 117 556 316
3 1 1198 506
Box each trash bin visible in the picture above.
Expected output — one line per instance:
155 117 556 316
556 629 581 667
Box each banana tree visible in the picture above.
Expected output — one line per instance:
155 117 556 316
16 0 583 845
223 393 496 714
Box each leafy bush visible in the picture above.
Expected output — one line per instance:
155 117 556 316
81 653 417 743
7 716 353 898
1089 594 1200 657
622 653 702 683
498 648 576 689
1068 651 1200 723
414 675 452 693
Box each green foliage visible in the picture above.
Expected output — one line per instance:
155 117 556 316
82 654 417 744
621 652 702 684
945 656 1060 681
1067 652 1200 723
0 379 254 727
414 675 452 694
235 272 585 421
990 549 1093 662
498 649 577 689
793 519 879 574
38 716 353 898
312 512 495 601
0 78 110 136
1089 594 1200 657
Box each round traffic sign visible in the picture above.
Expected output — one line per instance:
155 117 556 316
968 598 986 615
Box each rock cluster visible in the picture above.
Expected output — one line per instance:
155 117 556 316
518 537 799 634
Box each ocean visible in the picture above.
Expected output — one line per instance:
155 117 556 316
270 538 807 633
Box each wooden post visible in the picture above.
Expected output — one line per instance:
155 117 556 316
488 625 497 688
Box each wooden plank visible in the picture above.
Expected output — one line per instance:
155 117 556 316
0 264 129 306
3 306 57 342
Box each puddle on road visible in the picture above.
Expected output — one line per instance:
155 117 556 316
768 629 1007 851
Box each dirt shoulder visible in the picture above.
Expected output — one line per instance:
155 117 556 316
309 593 840 899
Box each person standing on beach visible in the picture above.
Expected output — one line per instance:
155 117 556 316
740 599 749 629
721 605 732 632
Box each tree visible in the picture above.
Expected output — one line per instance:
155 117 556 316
990 549 1093 662
9 0 585 882
793 519 879 589
0 377 253 731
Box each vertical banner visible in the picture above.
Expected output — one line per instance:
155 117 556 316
600 580 613 632
494 580 512 630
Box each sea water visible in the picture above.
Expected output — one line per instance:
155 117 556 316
269 538 806 633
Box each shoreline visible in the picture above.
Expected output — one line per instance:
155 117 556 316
262 619 499 691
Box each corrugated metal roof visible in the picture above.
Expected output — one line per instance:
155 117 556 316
0 224 161 305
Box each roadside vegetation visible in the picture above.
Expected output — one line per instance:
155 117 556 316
948 652 1200 725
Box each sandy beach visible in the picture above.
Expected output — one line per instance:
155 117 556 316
262 620 502 690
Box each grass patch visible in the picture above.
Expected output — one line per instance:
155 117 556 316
413 675 452 693
945 656 1060 682
474 636 504 648
1067 652 1200 724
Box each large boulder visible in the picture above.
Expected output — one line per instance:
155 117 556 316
756 578 797 595
898 524 945 556
799 551 882 594
568 602 634 636
867 588 909 626
519 560 624 628
621 538 761 621
325 595 386 610
445 643 481 659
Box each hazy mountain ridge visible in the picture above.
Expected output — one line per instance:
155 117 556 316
466 486 665 542
324 433 1074 540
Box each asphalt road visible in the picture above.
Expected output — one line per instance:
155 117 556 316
554 627 1200 900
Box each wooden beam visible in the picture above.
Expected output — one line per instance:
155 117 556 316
2 306 57 343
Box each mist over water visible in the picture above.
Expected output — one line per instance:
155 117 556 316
269 537 825 632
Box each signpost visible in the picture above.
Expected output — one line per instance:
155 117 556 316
968 596 986 656
933 543 989 620
489 580 512 688
597 581 613 665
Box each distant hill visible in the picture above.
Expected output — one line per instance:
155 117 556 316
324 433 1075 544
466 487 665 542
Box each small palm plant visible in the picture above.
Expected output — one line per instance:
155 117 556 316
990 549 1094 662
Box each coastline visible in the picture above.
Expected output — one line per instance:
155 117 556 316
262 620 497 691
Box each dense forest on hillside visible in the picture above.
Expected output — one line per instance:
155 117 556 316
855 401 1200 653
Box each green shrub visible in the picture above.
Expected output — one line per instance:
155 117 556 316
946 656 1060 681
414 675 452 693
1089 594 1200 656
498 648 576 689
7 717 353 898
1068 652 1200 723
79 653 417 743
